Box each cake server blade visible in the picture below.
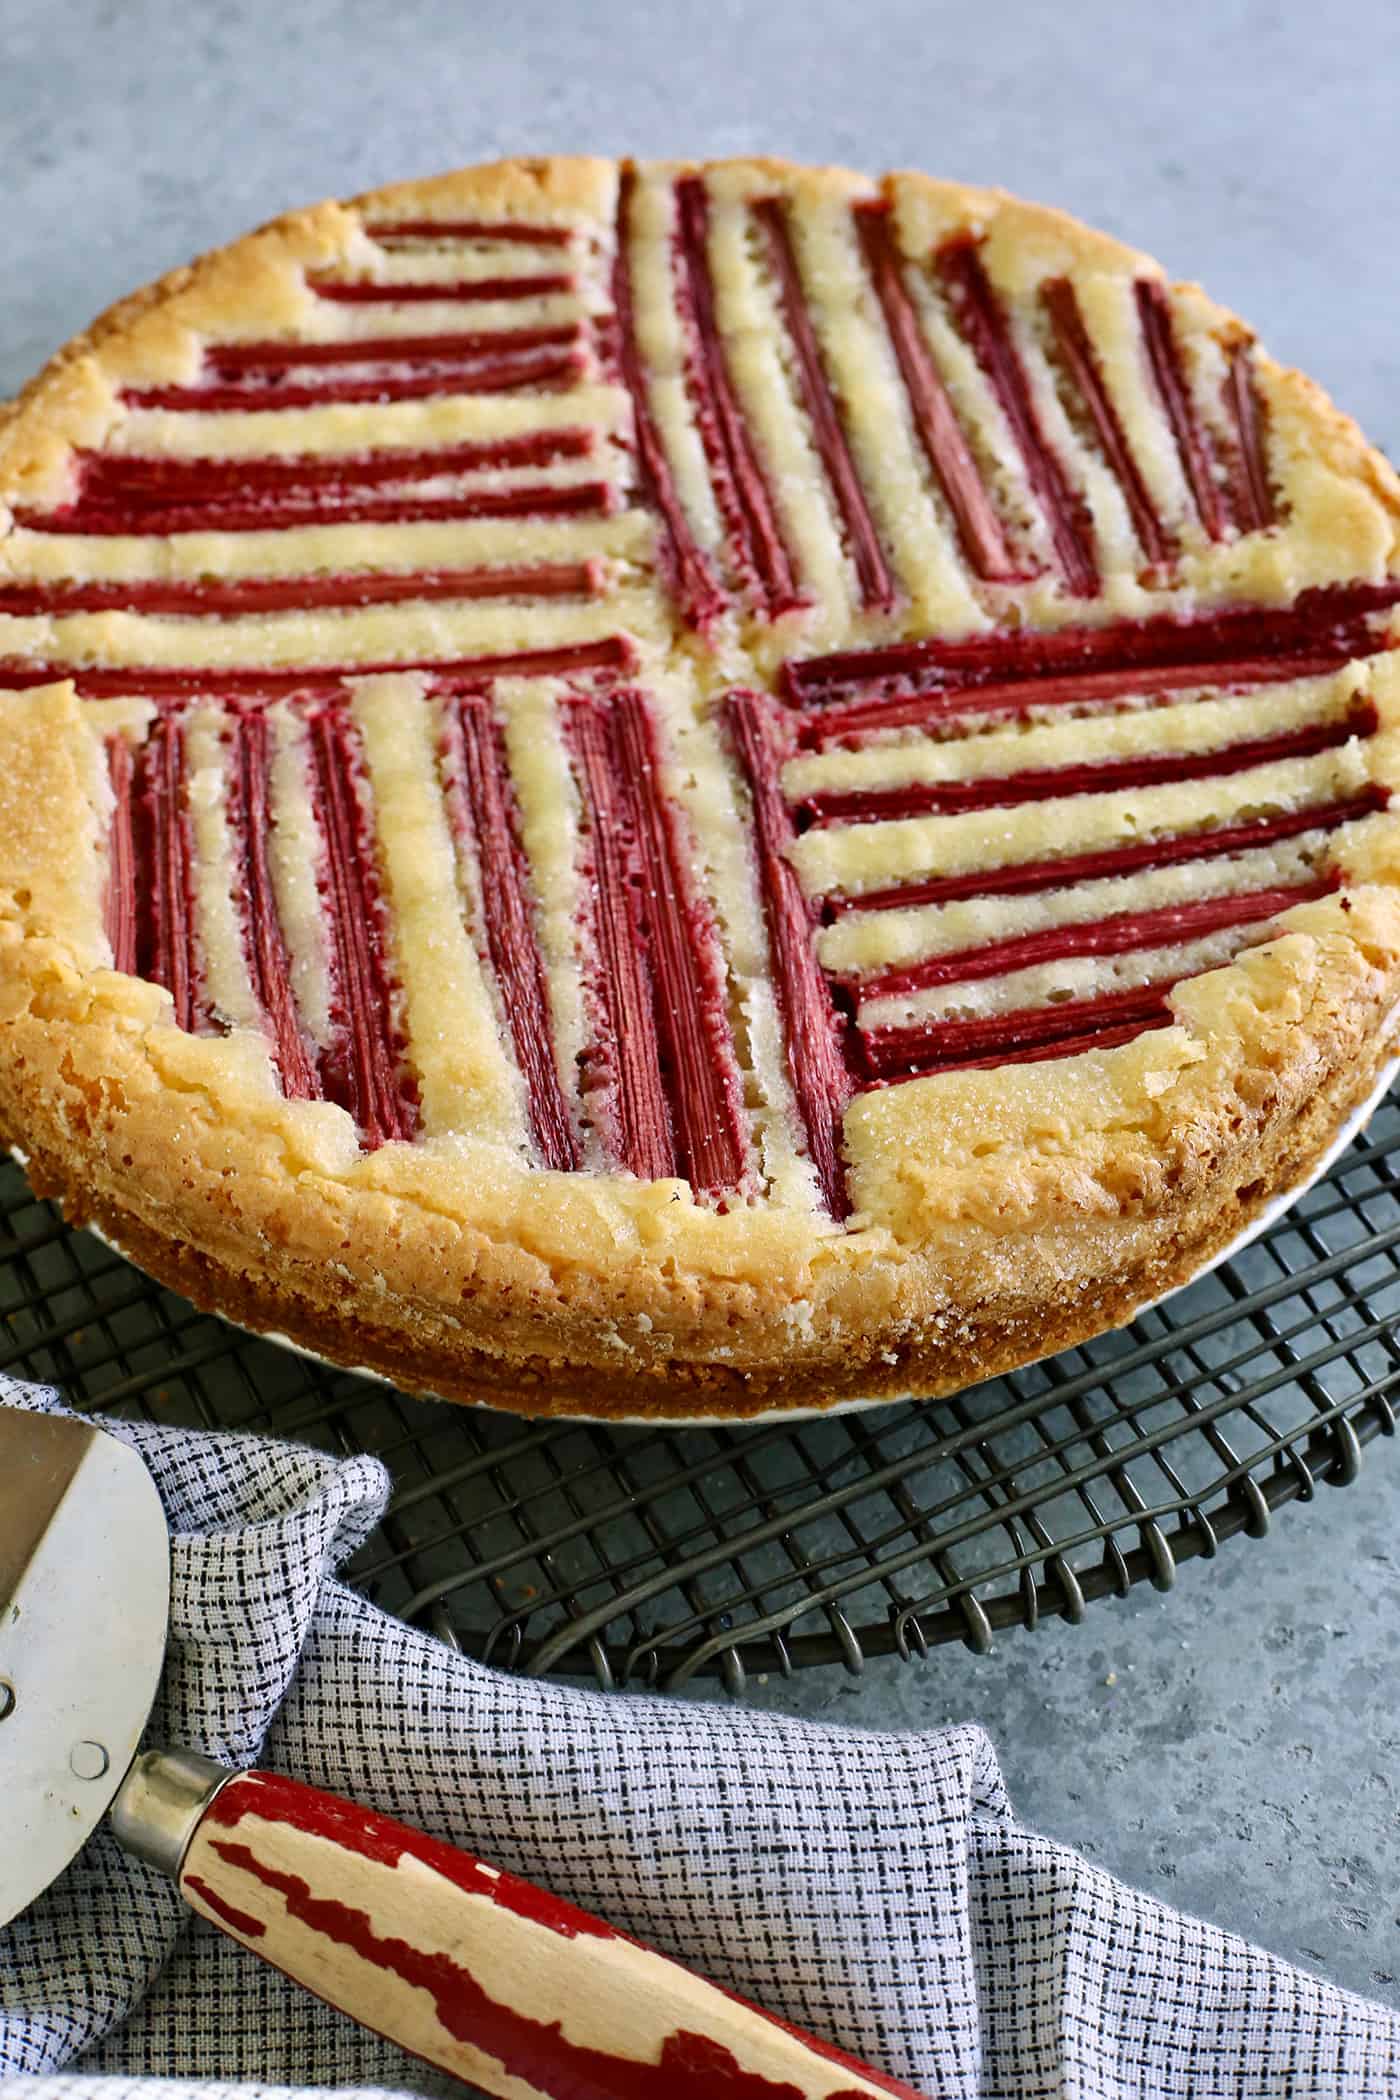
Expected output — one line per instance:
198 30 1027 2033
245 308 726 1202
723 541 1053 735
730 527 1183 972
0 1405 170 1928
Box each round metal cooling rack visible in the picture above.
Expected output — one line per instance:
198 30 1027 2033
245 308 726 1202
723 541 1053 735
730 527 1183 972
3 1097 1400 1694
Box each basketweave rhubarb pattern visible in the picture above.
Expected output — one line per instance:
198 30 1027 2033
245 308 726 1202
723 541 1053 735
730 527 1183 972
3 160 1396 1225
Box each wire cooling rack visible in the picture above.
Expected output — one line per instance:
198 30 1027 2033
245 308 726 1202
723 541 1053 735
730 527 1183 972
3 1094 1399 1693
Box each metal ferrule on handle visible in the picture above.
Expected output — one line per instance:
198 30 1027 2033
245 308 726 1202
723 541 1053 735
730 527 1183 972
109 1748 234 1878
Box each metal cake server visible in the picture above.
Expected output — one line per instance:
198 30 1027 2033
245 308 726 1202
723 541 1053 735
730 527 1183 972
0 1404 926 2099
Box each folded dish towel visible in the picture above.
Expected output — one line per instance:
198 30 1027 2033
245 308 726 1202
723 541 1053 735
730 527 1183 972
1 1369 1396 2100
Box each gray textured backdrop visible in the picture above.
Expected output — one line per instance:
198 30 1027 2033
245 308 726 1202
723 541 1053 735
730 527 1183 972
4 0 1399 2009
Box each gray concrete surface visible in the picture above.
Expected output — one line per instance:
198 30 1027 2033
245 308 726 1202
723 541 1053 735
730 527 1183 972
6 0 1400 2011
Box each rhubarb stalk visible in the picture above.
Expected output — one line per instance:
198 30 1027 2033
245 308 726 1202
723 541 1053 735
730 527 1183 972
673 175 802 619
1042 276 1172 567
936 236 1098 596
854 204 1022 584
226 709 319 1101
795 704 1378 828
756 198 897 613
820 789 1386 916
445 699 581 1173
846 878 1335 1003
727 691 852 1218
304 707 418 1148
568 693 748 1194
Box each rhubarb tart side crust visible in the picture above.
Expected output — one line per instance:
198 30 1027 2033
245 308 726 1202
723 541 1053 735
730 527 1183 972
1 156 1399 1418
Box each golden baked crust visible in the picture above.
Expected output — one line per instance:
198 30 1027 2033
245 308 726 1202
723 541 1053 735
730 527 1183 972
2 155 1399 1420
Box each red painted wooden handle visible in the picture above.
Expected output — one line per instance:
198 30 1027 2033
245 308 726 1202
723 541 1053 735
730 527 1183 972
179 1769 927 2100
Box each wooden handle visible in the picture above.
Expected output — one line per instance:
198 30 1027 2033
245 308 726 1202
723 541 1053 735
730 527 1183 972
178 1768 925 2099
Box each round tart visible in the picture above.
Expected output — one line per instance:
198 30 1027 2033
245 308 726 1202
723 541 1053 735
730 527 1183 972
2 156 1399 1420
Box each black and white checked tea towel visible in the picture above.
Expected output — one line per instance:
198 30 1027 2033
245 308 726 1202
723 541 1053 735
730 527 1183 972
1 1369 1397 2100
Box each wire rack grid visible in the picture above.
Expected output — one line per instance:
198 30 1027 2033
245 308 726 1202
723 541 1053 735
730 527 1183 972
2 1094 1399 1694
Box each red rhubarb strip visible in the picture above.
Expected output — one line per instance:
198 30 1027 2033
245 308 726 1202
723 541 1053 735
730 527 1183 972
1223 340 1275 534
673 175 803 619
821 789 1387 915
1041 277 1172 567
224 709 319 1100
607 692 749 1194
568 702 677 1183
1135 279 1228 541
849 878 1335 1003
18 480 614 537
309 273 573 304
853 204 1022 585
727 691 851 1219
0 563 603 619
121 347 583 412
797 655 1368 755
755 198 896 613
206 324 580 373
567 695 748 1193
779 583 1400 705
443 699 580 1172
857 980 1181 1080
935 236 1098 596
104 735 137 975
934 1011 1175 1073
612 170 726 630
0 637 635 699
131 713 201 1032
303 706 417 1148
366 220 574 246
795 649 1364 747
425 637 636 688
78 429 593 499
796 703 1378 828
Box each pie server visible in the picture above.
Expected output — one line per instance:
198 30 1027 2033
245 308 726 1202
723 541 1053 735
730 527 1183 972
0 1405 925 2099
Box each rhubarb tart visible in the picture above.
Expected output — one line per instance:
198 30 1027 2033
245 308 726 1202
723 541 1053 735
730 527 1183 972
1 156 1398 1419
